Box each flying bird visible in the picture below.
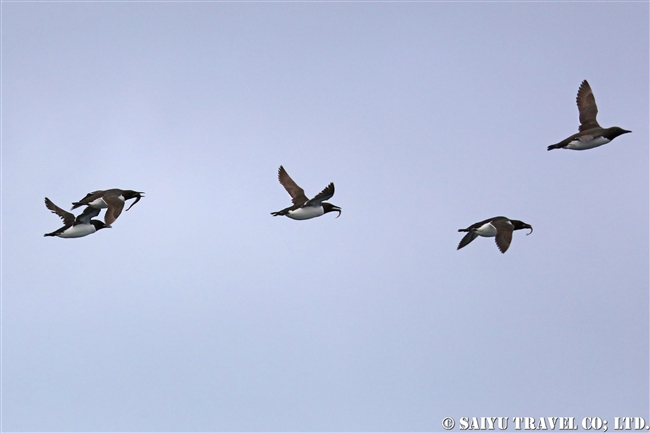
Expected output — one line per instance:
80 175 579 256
271 166 341 220
457 216 532 254
548 80 631 151
44 197 110 238
71 189 144 225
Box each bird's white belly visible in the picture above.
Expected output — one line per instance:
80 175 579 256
566 136 610 150
59 224 96 238
475 222 498 237
287 206 324 220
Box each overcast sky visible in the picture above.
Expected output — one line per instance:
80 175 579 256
2 2 648 431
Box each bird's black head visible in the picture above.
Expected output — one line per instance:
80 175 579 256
323 203 341 218
605 126 632 140
512 220 533 235
91 220 111 231
124 191 144 211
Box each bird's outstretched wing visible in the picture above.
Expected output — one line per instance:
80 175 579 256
45 197 75 226
457 231 478 250
576 80 600 132
278 166 308 205
305 183 335 207
103 195 126 226
491 219 515 254
75 206 101 225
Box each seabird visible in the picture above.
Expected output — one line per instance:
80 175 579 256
271 166 341 220
71 189 144 225
548 80 631 151
44 197 110 238
457 216 532 254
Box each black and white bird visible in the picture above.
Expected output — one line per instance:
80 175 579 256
548 80 631 151
71 189 144 225
44 197 110 238
457 216 532 254
271 166 341 220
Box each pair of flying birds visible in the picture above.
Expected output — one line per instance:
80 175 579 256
45 81 630 252
44 189 144 238
461 80 630 252
272 166 533 254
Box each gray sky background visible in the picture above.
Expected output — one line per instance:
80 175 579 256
2 2 648 431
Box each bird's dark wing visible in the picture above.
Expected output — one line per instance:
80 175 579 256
75 206 101 225
45 197 75 226
576 80 600 132
492 219 515 254
103 195 125 225
305 183 335 207
278 166 308 205
457 231 478 250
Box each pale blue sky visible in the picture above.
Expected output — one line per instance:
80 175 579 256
2 2 648 431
